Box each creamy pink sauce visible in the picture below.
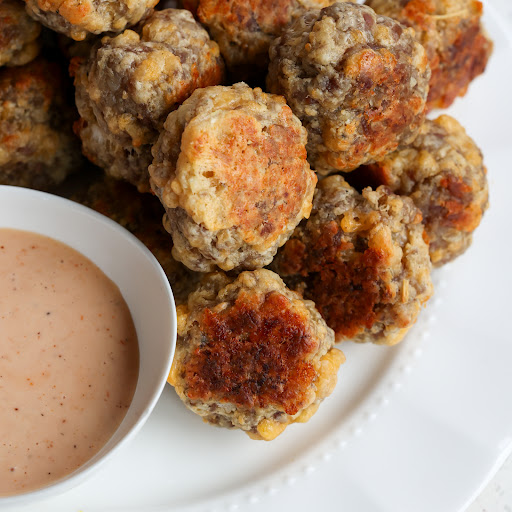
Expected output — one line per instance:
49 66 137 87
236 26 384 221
0 229 139 496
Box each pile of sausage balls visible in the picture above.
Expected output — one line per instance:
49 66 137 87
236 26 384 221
0 0 491 440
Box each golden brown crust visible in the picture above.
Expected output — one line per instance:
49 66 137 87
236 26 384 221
0 59 81 190
278 226 392 340
354 115 489 266
365 0 493 110
176 107 309 240
272 176 433 345
0 0 41 67
150 83 317 272
170 269 342 440
267 2 430 175
24 0 158 40
186 290 318 415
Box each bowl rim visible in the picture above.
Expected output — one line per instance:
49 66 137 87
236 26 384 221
0 185 177 506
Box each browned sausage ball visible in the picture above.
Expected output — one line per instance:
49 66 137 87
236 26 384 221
189 0 350 81
267 2 430 175
149 83 317 272
365 0 493 111
24 0 157 41
0 59 81 190
168 269 344 440
353 116 489 266
272 175 433 345
73 9 224 192
0 0 41 67
68 173 200 304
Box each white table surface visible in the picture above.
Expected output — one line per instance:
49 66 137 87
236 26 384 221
470 33 512 469
466 4 512 511
469 455 512 512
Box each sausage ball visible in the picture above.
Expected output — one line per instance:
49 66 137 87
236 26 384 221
69 173 200 304
149 83 317 273
0 0 41 67
353 116 488 266
24 0 158 41
73 9 224 192
365 0 493 110
267 2 430 175
272 176 433 345
188 0 351 81
168 269 344 440
0 59 81 190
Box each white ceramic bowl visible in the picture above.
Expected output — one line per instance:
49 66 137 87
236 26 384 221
0 185 176 508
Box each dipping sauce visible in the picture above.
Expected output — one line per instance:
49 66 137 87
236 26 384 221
0 229 139 496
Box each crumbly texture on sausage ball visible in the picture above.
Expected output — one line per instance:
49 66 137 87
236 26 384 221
0 59 81 190
73 9 224 192
0 0 41 67
24 0 158 41
191 0 349 81
267 2 430 175
365 0 492 110
272 176 433 345
69 173 200 304
150 83 317 272
168 269 344 440
354 116 488 266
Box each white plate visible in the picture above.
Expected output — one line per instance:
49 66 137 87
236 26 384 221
10 2 512 511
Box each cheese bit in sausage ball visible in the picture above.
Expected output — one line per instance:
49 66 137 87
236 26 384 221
354 116 489 267
0 0 41 67
267 2 430 175
73 9 225 193
365 0 492 111
272 176 433 345
24 0 158 41
70 174 201 304
188 0 353 82
0 59 81 190
168 269 344 440
149 83 317 272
